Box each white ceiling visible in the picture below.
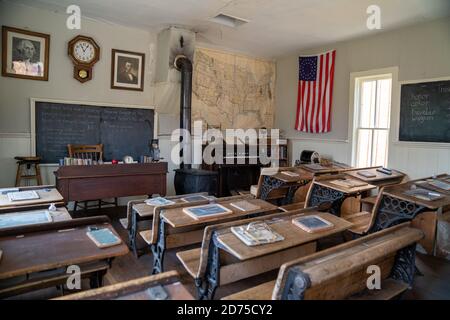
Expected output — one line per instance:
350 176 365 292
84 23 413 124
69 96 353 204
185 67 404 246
10 0 450 58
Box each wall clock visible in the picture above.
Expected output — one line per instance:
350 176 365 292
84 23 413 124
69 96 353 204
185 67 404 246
68 35 100 83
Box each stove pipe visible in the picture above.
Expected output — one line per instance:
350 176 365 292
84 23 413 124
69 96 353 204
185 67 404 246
174 55 192 170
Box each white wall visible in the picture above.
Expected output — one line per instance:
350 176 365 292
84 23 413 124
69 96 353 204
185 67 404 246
0 2 173 191
276 17 450 178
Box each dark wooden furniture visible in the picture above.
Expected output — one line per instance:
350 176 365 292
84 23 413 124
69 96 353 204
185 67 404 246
14 156 42 187
146 195 279 274
67 144 113 212
0 185 64 213
54 162 168 207
177 208 352 300
346 166 406 187
222 223 423 300
0 216 128 298
54 270 193 300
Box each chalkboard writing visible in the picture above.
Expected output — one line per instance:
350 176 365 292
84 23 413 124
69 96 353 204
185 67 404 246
34 101 155 163
399 80 450 143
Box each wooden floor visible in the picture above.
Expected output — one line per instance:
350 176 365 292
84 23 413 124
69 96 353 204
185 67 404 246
8 205 450 300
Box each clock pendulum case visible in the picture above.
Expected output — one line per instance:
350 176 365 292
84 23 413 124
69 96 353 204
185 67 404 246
68 35 100 83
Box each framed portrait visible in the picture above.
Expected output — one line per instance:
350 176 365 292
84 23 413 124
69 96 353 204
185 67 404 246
111 49 145 91
2 26 50 81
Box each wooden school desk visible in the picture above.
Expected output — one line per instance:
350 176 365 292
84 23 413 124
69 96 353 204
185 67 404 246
300 162 352 175
0 216 128 298
54 162 168 202
258 167 313 204
177 210 352 300
124 193 210 257
0 186 64 213
305 174 376 216
346 167 405 187
150 196 278 274
373 175 450 254
55 270 193 300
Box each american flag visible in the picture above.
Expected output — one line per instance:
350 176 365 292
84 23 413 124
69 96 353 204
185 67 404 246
295 50 336 133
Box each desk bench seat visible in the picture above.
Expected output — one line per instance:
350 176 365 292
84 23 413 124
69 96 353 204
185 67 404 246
344 211 373 234
0 261 109 299
223 278 408 300
176 248 202 278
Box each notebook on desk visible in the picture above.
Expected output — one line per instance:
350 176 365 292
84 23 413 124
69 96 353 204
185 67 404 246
404 188 445 201
86 228 122 248
145 197 175 206
183 204 233 220
292 215 334 233
7 190 40 202
180 195 210 203
357 171 377 178
427 180 450 191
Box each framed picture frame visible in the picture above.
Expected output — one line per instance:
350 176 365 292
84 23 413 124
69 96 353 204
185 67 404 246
111 49 145 91
2 26 50 81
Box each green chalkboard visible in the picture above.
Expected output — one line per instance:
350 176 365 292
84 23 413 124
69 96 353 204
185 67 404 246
399 80 450 143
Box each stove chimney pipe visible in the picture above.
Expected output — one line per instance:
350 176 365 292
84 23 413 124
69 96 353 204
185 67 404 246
174 55 192 170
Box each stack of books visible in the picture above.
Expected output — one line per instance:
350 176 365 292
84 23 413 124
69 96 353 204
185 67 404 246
63 158 102 166
231 222 284 246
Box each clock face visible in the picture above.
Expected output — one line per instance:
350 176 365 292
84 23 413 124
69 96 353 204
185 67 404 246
73 40 96 64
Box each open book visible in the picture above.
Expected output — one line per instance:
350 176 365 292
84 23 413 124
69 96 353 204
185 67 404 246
230 200 260 212
231 222 284 246
7 190 40 202
330 179 368 189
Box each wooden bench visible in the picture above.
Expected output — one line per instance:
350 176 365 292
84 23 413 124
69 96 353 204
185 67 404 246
222 223 423 300
54 270 193 300
177 206 351 300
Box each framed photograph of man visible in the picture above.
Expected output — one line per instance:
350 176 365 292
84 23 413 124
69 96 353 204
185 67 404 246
111 49 145 91
2 26 50 81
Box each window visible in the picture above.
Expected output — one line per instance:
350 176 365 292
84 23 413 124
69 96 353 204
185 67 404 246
352 75 392 168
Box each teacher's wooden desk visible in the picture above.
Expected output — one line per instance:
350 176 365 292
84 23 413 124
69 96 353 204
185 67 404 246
54 162 167 203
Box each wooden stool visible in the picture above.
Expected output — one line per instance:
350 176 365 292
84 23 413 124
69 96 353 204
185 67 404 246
15 156 43 187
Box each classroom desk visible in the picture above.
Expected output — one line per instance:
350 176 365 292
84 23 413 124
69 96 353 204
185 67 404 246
126 193 211 256
259 168 313 203
152 197 278 274
0 216 128 298
55 162 167 202
300 162 352 175
55 270 193 300
198 211 352 299
346 167 405 187
0 186 64 213
368 175 450 255
307 176 376 216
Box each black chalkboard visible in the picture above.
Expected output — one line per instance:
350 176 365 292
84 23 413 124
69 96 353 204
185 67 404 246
399 80 450 143
34 101 155 163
